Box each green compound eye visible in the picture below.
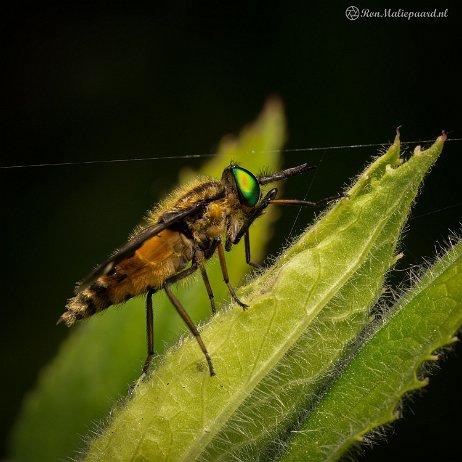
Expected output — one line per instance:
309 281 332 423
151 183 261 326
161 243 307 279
232 166 260 207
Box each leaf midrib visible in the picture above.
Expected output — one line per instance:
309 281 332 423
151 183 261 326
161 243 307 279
179 194 398 461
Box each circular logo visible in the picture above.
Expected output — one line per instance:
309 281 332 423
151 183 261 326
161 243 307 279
345 6 360 20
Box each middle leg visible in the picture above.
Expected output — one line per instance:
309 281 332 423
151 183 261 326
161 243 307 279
163 263 215 376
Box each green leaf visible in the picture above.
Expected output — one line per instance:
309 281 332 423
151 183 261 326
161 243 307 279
281 238 462 462
10 100 286 462
200 134 403 461
82 134 447 462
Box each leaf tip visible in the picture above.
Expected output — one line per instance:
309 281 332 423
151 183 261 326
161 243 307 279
438 130 448 143
264 93 284 113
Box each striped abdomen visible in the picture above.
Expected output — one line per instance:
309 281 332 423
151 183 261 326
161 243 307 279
59 229 193 326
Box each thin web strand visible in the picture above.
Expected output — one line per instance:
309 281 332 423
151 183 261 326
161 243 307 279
286 153 326 241
1 137 460 170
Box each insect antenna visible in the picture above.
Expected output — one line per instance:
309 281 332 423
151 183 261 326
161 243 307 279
257 163 316 185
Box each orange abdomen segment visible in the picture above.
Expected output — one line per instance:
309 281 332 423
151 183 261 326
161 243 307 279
62 229 194 325
107 229 194 299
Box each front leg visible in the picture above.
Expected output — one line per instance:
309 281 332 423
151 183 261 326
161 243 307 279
216 238 248 310
244 230 263 269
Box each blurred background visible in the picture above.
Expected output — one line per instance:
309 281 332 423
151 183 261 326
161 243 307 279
2 2 461 460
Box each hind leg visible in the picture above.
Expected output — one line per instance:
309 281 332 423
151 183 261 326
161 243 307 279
142 288 156 374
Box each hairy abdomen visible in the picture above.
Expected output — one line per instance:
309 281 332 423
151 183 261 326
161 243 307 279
59 230 193 326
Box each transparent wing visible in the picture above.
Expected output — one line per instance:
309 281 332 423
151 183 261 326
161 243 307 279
76 205 206 293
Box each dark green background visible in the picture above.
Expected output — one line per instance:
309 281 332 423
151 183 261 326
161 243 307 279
2 2 461 460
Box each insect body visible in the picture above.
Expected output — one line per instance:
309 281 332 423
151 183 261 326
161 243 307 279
59 163 338 376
